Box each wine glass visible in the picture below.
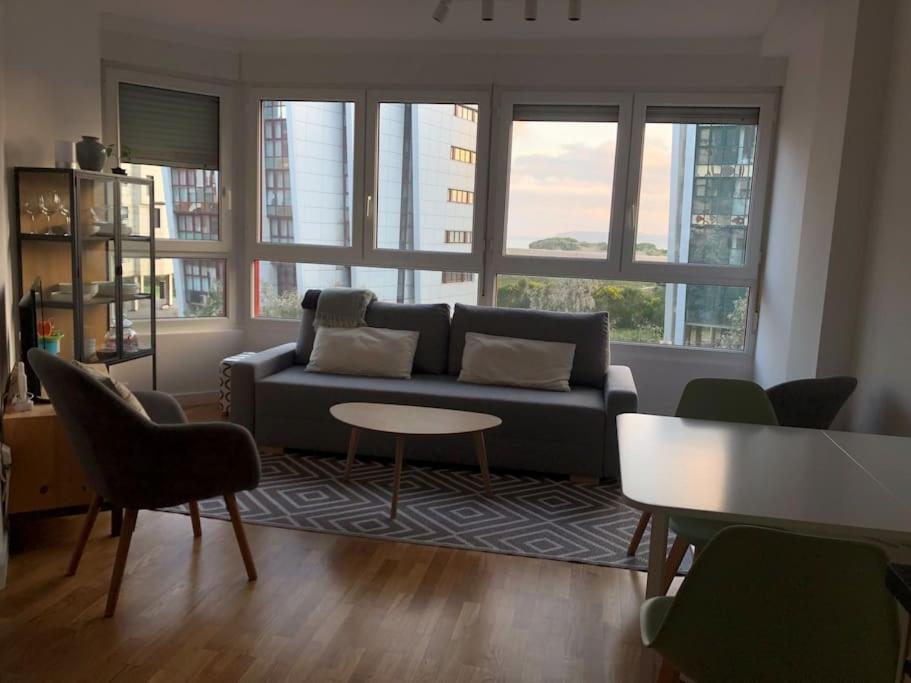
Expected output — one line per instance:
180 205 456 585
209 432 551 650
23 198 40 233
39 194 57 233
53 192 70 235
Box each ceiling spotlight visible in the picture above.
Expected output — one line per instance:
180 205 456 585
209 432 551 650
482 0 494 21
568 0 581 21
524 0 537 21
433 0 452 23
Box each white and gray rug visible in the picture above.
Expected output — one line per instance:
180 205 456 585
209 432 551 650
164 452 678 571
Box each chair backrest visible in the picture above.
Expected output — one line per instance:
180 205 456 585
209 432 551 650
766 376 858 429
676 378 778 425
27 348 152 503
650 525 899 681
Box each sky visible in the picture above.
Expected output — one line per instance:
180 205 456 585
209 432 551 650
505 120 674 249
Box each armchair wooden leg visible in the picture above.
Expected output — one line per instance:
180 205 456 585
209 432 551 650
627 511 651 557
104 509 138 618
657 659 680 683
67 494 102 577
224 493 257 581
663 537 690 595
189 500 202 538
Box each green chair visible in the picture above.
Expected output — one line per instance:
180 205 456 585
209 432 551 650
641 525 900 682
625 378 778 593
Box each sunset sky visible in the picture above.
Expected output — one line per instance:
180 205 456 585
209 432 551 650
505 121 674 249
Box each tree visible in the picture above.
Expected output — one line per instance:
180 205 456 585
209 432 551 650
259 283 304 320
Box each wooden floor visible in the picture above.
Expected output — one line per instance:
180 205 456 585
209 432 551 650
0 403 661 682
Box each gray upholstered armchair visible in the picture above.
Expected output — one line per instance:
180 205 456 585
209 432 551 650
28 348 261 617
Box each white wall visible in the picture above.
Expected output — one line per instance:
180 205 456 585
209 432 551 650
754 0 853 386
848 0 911 437
1 0 103 381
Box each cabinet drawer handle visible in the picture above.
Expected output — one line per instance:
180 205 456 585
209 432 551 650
40 485 49 495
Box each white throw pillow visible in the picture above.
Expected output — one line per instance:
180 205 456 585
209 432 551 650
306 326 420 379
458 332 576 392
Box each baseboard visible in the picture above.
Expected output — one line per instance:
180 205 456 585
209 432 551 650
174 391 219 407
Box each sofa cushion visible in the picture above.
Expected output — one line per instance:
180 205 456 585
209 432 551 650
306 326 420 379
256 367 604 455
295 292 451 374
365 301 451 375
448 304 609 388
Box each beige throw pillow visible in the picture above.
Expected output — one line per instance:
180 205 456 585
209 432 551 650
458 332 576 392
74 361 150 420
305 326 420 379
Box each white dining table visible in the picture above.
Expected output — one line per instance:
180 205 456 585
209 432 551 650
617 413 911 598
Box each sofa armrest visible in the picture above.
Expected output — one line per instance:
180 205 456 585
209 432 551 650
229 343 297 433
603 365 639 479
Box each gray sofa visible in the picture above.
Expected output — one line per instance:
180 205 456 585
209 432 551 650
231 294 638 479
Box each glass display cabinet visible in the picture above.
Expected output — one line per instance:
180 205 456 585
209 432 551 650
14 167 157 388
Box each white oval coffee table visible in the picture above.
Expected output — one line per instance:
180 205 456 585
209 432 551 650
330 402 502 518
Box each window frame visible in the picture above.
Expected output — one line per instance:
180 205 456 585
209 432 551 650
483 90 634 297
102 65 234 327
362 89 491 274
247 85 776 355
251 88 367 265
619 92 776 286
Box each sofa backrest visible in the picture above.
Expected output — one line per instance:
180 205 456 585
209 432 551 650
294 290 451 375
448 304 610 388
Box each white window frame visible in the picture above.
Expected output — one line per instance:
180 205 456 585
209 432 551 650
363 89 490 276
248 88 489 322
619 92 776 286
249 88 367 269
102 65 235 328
484 89 776 355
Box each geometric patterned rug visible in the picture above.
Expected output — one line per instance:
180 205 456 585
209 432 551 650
163 451 682 572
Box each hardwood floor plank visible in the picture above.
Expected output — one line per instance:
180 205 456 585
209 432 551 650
1 435 660 681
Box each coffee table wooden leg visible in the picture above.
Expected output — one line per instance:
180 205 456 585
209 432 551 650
390 435 405 519
473 431 493 495
344 427 360 480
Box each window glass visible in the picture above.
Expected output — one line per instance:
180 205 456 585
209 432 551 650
121 257 226 319
254 261 478 319
504 110 617 259
122 164 219 240
495 274 748 350
635 113 757 266
374 102 478 254
260 100 356 246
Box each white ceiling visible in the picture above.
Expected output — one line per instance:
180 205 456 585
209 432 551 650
97 0 781 43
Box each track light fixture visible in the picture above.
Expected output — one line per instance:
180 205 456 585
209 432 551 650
482 0 494 21
433 0 452 23
568 0 581 21
433 0 582 24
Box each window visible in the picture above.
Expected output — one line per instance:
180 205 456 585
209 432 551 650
122 257 226 319
450 146 476 164
111 72 231 325
496 275 748 350
373 102 479 253
442 271 474 284
633 107 759 266
454 104 478 122
448 189 474 205
503 105 619 260
260 100 356 247
253 89 773 354
253 261 478 319
445 230 472 244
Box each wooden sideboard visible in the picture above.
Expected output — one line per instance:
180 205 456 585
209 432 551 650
2 402 121 536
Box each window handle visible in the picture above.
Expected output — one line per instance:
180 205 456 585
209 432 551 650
366 194 373 219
